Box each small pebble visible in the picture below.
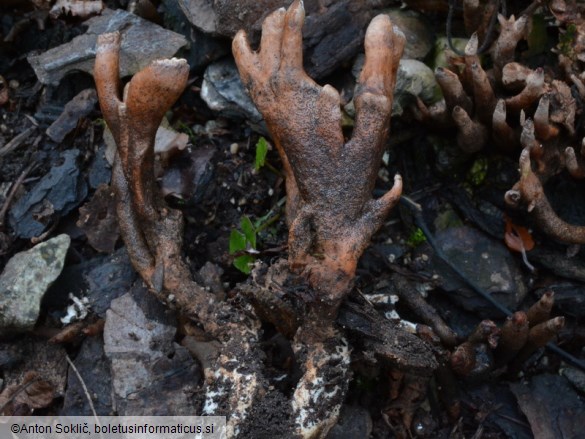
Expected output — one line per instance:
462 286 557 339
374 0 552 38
382 151 390 166
378 168 390 182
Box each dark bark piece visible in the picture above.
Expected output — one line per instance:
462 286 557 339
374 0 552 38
76 183 119 253
338 298 437 375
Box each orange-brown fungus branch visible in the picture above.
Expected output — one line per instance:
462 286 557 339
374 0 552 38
94 32 220 328
233 0 404 302
505 148 585 244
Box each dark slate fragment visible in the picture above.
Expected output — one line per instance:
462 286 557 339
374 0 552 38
45 89 97 143
511 374 585 439
85 248 136 317
421 226 527 318
530 247 585 283
61 336 113 416
161 147 216 206
162 0 228 72
27 8 187 85
201 59 263 124
88 143 112 189
9 149 88 239
43 247 135 318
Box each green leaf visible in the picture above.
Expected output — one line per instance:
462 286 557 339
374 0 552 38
234 255 255 274
255 137 269 171
229 229 247 254
240 216 256 249
406 227 427 247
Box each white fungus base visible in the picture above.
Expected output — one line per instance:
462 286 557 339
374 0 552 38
292 338 351 438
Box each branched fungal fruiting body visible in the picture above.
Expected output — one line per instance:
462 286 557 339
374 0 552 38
233 2 407 437
233 0 405 304
94 32 214 319
95 32 265 436
505 148 585 244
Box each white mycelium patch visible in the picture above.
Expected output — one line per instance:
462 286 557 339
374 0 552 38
202 337 260 437
293 338 351 438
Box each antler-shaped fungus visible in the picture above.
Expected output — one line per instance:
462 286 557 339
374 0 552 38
505 148 585 243
233 2 407 437
233 0 404 303
94 32 199 308
95 32 265 437
419 10 559 155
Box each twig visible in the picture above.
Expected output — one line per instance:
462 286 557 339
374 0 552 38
400 195 585 373
447 0 505 56
0 161 37 228
65 354 105 439
0 126 35 158
391 273 459 347
401 195 511 317
30 220 58 244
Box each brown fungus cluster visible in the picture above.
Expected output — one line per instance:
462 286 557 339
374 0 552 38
93 2 426 438
417 1 585 245
91 0 583 437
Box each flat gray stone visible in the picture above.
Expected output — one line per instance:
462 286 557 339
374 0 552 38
201 58 264 125
427 226 528 317
0 234 70 334
383 9 434 60
28 8 187 85
103 284 200 415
